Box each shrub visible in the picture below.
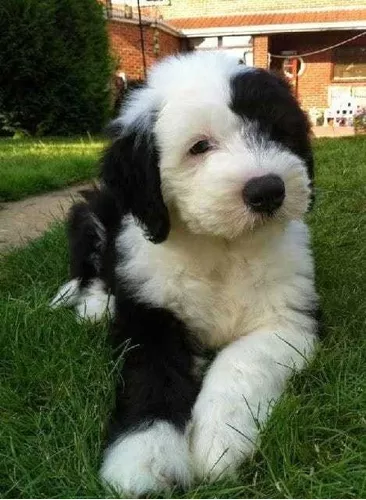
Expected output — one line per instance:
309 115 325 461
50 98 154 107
0 0 113 136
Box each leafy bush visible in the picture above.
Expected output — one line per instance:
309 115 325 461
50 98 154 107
0 0 113 136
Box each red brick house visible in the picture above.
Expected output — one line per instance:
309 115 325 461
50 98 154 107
104 1 366 116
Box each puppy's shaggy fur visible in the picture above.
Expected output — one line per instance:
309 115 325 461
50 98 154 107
51 51 318 496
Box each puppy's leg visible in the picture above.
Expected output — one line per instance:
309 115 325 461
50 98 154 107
50 202 114 321
190 327 317 481
100 303 200 497
75 279 115 322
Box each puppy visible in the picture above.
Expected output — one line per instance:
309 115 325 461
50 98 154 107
51 51 318 496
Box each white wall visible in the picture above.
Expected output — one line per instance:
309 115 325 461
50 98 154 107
188 35 253 66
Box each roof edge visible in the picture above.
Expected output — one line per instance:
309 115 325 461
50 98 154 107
180 21 366 37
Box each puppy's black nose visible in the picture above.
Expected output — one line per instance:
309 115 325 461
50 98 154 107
243 174 285 214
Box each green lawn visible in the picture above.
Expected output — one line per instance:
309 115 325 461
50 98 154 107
1 136 366 498
0 137 105 202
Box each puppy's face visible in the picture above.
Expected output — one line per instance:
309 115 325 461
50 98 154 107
105 52 313 242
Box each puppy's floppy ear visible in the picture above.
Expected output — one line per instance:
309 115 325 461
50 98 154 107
101 126 170 244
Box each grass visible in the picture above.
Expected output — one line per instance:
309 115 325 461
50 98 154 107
1 136 366 498
0 136 105 202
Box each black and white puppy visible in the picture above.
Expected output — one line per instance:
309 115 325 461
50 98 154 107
51 51 318 496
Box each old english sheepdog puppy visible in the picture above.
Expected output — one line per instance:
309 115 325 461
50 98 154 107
51 51 318 496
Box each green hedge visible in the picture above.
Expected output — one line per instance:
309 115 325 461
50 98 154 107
0 0 113 136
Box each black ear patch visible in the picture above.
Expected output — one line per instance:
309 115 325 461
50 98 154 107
230 69 314 181
101 129 170 244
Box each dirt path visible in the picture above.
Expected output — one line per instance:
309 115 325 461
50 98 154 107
0 183 96 253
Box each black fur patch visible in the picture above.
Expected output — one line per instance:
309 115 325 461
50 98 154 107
230 69 314 182
68 188 120 292
101 130 170 244
107 296 200 444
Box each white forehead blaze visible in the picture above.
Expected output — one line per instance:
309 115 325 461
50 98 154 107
150 53 255 157
148 51 243 103
117 51 253 137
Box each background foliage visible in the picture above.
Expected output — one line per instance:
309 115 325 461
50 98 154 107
0 0 113 136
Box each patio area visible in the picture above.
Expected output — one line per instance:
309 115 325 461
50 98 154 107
312 125 355 137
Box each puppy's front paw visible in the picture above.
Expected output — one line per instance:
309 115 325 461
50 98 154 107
190 395 257 482
76 279 115 322
100 421 192 497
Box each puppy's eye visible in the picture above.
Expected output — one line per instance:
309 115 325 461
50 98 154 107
189 139 212 155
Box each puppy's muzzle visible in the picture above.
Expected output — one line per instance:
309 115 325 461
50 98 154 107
242 174 285 215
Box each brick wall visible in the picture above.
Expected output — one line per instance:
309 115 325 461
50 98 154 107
141 0 364 19
106 14 366 115
253 36 269 68
108 20 181 79
270 31 366 110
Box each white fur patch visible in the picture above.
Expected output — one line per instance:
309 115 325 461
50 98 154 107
117 219 317 349
50 279 80 308
50 278 115 322
76 279 115 322
100 421 192 497
190 330 316 481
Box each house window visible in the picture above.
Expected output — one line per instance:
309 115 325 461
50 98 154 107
333 46 366 81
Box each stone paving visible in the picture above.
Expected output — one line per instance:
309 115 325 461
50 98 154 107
312 125 355 138
0 183 94 253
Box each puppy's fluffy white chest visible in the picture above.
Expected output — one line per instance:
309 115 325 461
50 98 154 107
117 217 315 348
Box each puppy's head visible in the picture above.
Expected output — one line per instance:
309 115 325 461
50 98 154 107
102 51 313 242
